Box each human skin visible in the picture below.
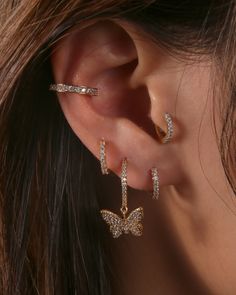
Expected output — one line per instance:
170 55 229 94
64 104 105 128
51 20 236 294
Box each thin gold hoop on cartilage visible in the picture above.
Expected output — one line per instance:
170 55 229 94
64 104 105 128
155 113 174 144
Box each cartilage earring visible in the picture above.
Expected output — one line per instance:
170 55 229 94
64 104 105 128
49 83 99 96
100 139 109 175
100 158 144 238
155 113 174 143
151 167 160 200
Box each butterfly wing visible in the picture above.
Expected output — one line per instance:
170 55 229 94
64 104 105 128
126 207 144 236
100 209 123 238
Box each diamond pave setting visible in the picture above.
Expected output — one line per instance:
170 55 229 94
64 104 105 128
100 139 109 175
151 167 160 200
163 113 173 143
49 83 98 96
100 207 144 238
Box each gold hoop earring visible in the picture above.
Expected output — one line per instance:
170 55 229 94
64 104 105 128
151 167 160 200
100 158 144 238
100 139 109 175
49 83 98 96
155 113 174 144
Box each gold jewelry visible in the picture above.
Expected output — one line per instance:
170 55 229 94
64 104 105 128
100 158 144 238
49 83 98 96
151 167 160 200
100 139 109 175
155 113 174 143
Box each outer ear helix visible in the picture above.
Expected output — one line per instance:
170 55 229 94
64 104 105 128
154 113 174 144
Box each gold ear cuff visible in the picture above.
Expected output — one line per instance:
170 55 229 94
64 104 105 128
49 83 98 96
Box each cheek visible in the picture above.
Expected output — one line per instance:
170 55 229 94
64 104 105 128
178 64 219 171
179 65 213 133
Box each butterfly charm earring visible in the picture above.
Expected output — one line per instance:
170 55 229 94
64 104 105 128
100 158 144 238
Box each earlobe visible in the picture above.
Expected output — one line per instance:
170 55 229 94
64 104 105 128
50 20 185 192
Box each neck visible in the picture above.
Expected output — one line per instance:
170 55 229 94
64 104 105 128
106 163 236 294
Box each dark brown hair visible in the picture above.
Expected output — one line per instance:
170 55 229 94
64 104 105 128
0 1 235 294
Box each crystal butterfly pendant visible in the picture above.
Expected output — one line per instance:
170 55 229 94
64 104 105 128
100 207 144 238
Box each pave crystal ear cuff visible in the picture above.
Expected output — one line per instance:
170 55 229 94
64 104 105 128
100 139 109 175
155 113 174 144
100 158 144 238
49 83 99 96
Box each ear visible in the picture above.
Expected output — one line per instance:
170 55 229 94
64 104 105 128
50 20 185 191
